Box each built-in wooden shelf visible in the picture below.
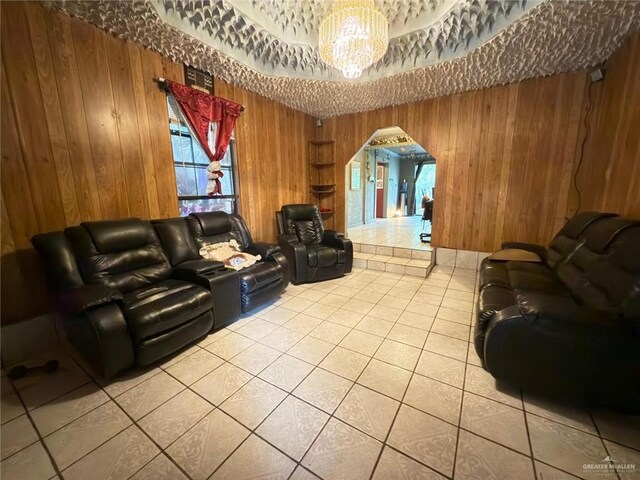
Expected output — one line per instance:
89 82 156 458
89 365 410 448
309 141 336 228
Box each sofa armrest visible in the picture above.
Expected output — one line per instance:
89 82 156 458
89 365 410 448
322 230 345 248
173 259 225 276
245 242 281 260
58 285 123 315
277 234 308 284
322 230 353 273
500 242 547 260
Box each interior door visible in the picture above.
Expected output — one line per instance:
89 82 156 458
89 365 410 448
376 163 385 218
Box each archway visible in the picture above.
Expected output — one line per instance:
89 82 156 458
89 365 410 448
344 126 436 250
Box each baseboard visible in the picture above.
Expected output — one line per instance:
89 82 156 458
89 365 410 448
434 248 491 271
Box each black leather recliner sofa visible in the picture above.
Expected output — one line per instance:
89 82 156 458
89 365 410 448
475 212 640 409
32 218 216 378
32 212 288 378
276 204 353 284
182 212 289 312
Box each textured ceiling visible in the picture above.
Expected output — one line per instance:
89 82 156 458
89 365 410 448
45 0 640 118
152 0 533 80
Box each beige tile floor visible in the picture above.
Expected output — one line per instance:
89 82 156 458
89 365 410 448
347 216 431 250
2 267 639 480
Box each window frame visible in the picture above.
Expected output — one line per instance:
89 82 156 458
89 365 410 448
167 96 240 214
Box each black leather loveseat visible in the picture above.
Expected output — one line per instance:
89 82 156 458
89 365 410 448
155 212 289 313
475 212 640 409
276 204 353 284
32 213 288 377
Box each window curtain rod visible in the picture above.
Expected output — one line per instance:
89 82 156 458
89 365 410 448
153 77 245 112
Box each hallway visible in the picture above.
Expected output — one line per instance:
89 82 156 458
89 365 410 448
347 216 430 250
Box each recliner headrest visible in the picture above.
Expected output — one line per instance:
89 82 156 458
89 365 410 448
189 212 232 236
281 204 321 235
81 218 156 254
583 217 640 254
557 212 618 239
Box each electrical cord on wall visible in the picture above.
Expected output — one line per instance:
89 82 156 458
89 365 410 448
570 76 597 220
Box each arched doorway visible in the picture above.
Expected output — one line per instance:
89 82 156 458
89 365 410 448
344 126 436 249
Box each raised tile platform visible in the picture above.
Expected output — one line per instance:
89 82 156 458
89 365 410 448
352 243 434 277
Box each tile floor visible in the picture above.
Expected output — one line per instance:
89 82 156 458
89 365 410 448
2 266 639 480
347 216 431 250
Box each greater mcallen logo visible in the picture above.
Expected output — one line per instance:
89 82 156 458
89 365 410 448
583 456 636 476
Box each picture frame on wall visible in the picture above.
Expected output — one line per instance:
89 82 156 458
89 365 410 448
350 161 361 190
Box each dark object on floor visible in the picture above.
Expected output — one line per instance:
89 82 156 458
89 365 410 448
276 204 353 284
475 211 640 411
7 360 59 380
420 199 433 243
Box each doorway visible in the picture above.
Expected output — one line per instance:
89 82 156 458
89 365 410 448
344 126 437 249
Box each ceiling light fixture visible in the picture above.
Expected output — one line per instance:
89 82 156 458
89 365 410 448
319 0 388 79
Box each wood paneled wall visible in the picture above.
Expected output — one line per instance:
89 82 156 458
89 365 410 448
317 34 639 253
568 34 640 217
0 2 313 325
316 74 588 252
214 81 314 240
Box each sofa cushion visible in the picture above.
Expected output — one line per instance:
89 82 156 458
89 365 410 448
295 220 323 245
65 220 172 293
477 286 516 327
507 262 565 291
123 279 212 341
238 262 281 294
306 245 345 268
558 221 640 316
479 262 510 289
480 261 561 292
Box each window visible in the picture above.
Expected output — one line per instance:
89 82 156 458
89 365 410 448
167 96 238 216
414 161 436 213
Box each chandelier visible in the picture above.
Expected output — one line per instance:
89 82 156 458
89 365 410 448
319 0 389 79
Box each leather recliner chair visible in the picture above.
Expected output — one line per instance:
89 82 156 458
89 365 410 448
32 218 217 378
475 212 640 410
184 211 290 312
276 204 353 284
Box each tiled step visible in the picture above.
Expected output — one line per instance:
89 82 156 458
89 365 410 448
352 243 434 277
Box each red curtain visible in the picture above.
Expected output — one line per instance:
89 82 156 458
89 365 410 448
167 80 243 195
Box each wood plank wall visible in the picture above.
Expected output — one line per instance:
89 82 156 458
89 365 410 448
567 33 640 217
0 3 313 325
316 74 586 252
316 33 640 252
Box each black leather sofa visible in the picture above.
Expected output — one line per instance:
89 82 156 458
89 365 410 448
475 212 640 409
276 204 353 284
184 212 289 312
32 213 288 377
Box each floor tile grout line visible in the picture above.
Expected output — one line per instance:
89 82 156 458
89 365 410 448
440 274 467 480
366 312 450 480
202 320 351 480
3 376 64 479
588 410 624 480
62 355 196 480
522 387 540 480
3 379 112 444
